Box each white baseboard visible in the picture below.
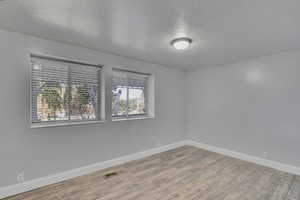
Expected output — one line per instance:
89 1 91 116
186 140 300 176
2 140 300 199
0 141 187 199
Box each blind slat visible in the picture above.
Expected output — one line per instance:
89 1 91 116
112 70 148 89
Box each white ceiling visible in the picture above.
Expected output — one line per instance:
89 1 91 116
1 0 300 70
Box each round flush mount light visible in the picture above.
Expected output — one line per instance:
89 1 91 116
171 37 192 50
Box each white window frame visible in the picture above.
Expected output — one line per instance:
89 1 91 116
30 54 104 128
111 68 154 121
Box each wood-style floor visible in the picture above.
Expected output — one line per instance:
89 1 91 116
4 146 300 200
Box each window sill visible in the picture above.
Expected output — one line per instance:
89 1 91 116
112 116 154 122
31 120 105 129
30 116 154 128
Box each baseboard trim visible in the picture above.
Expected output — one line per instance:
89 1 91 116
186 140 300 176
0 141 187 199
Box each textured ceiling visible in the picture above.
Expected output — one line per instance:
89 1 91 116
1 0 300 70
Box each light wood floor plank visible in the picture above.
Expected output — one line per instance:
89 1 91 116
286 176 300 200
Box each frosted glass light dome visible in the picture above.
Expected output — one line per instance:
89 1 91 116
171 38 192 50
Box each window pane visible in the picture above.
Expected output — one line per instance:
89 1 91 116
112 87 127 117
112 69 149 119
32 61 69 123
35 81 68 122
128 87 146 115
69 83 98 121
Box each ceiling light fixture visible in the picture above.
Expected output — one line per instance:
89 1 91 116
171 37 192 50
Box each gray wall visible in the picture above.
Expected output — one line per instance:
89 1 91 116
0 30 185 187
3 28 300 190
186 50 300 168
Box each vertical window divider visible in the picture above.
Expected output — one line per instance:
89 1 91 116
104 66 113 122
144 79 149 116
126 86 129 117
67 65 71 121
97 69 102 121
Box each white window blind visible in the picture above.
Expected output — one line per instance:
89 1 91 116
31 55 101 125
112 69 149 118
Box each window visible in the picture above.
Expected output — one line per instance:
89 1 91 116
31 55 102 126
112 69 150 119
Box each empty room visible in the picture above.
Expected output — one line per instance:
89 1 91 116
1 0 300 199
